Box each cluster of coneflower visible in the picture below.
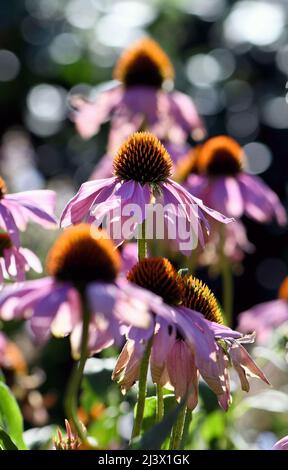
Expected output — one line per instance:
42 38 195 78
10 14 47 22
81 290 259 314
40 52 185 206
1 37 287 451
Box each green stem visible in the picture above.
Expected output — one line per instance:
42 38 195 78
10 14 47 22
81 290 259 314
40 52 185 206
219 225 233 326
65 304 90 443
131 337 153 439
156 384 164 423
138 222 147 260
181 408 192 449
169 405 187 450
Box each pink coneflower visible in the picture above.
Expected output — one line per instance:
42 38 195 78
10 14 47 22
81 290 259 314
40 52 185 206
273 435 288 450
0 232 42 282
71 38 205 151
0 224 162 357
60 133 232 254
183 136 287 224
0 177 57 246
112 258 268 410
238 277 288 344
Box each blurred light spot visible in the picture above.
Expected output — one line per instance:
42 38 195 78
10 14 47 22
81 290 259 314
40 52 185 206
65 0 99 29
186 54 221 88
209 48 236 80
256 258 287 290
88 39 118 67
224 1 285 46
49 33 82 65
25 114 62 137
223 80 253 112
226 110 259 139
96 15 144 47
111 1 157 27
243 142 272 175
26 84 66 136
262 97 288 129
276 45 288 76
27 84 66 121
179 0 226 21
25 0 60 19
0 50 20 81
193 87 223 115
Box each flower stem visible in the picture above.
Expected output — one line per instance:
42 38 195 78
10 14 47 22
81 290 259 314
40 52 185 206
169 405 187 450
65 304 90 443
138 222 147 260
219 225 233 326
131 337 153 439
156 384 164 423
181 408 192 449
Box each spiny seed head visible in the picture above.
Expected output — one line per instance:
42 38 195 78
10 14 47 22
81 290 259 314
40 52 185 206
127 257 184 305
279 277 288 301
46 224 120 285
0 232 12 256
197 136 243 176
113 132 172 184
0 177 7 199
182 275 223 324
113 37 174 88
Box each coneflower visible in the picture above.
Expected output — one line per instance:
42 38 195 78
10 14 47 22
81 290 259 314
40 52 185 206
61 132 232 255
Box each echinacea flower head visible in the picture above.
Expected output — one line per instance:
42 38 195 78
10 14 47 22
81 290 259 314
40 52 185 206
273 435 288 450
113 257 268 410
61 132 232 255
0 224 163 357
238 276 288 344
184 135 287 224
0 176 57 247
113 37 174 88
71 38 205 149
0 231 42 282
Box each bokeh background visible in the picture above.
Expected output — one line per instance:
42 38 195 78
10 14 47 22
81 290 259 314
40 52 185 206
1 0 288 450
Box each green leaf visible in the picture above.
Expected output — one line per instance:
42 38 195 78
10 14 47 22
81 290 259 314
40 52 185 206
0 428 18 450
130 399 184 450
0 382 26 450
139 396 156 433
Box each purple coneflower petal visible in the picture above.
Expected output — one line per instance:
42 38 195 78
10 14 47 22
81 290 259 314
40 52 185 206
273 435 288 450
60 177 117 227
210 177 244 218
238 173 287 225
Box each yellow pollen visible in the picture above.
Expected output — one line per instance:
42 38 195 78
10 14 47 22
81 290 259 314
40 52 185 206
113 132 172 184
127 257 184 305
197 136 243 176
46 224 120 284
182 275 223 324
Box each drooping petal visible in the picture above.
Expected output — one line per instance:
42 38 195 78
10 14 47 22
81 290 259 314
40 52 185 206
238 173 287 225
229 341 270 390
0 203 20 246
167 339 199 410
112 340 142 394
30 285 72 341
71 86 123 139
210 177 244 218
60 177 117 227
150 319 176 385
5 190 57 228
